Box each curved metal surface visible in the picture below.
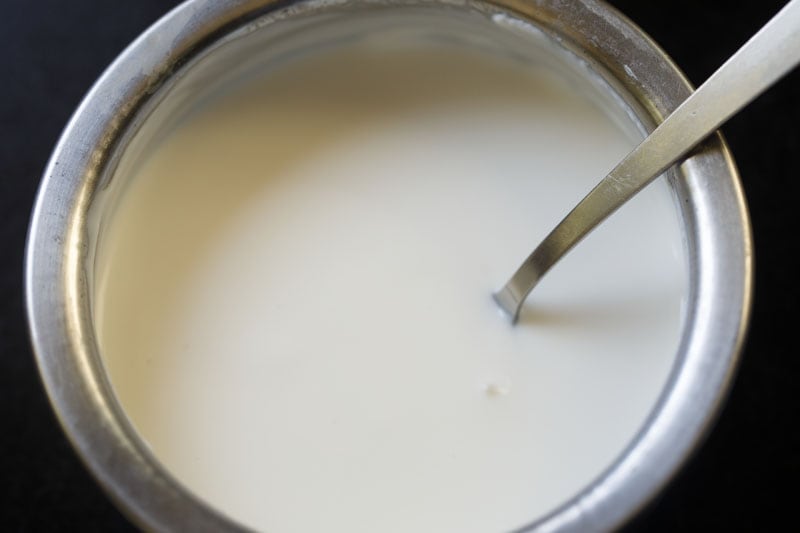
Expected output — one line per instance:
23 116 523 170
25 0 752 531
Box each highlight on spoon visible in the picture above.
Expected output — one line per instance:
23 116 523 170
493 285 522 323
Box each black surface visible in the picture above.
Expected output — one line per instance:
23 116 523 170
1 1 797 531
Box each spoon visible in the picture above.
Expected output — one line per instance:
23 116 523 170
494 0 800 323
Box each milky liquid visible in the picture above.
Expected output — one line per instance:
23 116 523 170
95 36 686 532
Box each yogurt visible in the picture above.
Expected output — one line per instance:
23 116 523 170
95 35 686 532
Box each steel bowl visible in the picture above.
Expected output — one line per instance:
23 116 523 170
25 0 752 530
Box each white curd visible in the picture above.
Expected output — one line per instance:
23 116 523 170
95 34 686 532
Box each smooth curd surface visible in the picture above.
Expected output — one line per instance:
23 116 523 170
96 37 686 532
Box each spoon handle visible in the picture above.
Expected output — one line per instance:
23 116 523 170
494 0 800 323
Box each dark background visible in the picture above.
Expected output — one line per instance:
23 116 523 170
1 1 797 531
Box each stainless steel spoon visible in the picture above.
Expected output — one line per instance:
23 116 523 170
494 0 800 323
